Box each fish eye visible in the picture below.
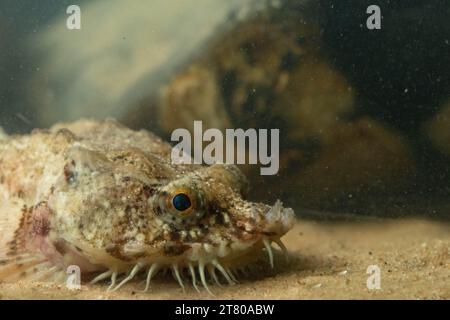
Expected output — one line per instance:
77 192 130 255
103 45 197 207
172 193 192 212
155 187 204 224
166 188 198 218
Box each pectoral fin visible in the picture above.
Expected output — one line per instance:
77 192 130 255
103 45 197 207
0 198 63 283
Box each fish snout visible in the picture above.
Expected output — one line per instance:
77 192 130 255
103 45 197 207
262 200 295 237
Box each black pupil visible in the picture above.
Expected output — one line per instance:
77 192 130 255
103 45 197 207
172 193 192 211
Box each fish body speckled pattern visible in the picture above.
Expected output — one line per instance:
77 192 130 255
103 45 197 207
0 119 294 292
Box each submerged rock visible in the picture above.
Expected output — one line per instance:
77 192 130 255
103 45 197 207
29 0 265 127
153 6 415 207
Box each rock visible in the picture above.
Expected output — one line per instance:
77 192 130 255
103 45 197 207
154 9 414 207
29 0 265 127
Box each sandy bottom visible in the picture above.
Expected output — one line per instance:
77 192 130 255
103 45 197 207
0 219 449 300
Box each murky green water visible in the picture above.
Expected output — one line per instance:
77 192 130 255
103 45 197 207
0 0 449 219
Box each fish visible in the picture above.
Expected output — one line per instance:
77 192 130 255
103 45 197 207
0 119 294 293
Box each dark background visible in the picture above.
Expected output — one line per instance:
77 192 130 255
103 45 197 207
317 0 450 193
0 0 449 217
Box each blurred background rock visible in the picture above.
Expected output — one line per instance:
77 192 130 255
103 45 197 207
0 0 448 217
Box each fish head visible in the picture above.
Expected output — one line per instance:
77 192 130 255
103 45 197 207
147 164 295 268
51 145 294 279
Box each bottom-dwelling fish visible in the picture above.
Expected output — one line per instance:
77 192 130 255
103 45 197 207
0 119 294 293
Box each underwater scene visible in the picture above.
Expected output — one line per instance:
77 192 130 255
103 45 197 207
0 0 448 301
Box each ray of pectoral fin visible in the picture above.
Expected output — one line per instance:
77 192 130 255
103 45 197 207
0 197 62 283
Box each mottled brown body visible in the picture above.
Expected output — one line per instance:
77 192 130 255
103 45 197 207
0 119 294 291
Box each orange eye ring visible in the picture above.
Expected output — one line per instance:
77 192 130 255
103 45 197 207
168 188 196 217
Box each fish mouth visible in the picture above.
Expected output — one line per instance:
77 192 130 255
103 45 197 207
222 199 295 270
92 200 295 294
